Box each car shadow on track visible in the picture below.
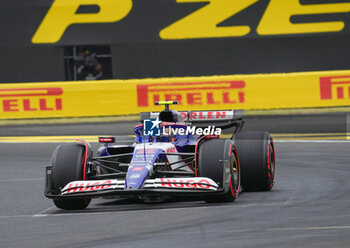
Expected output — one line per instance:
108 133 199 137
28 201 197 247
45 190 281 215
47 197 234 215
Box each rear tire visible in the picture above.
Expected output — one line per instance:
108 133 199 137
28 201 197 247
198 139 240 203
51 144 91 210
233 131 276 191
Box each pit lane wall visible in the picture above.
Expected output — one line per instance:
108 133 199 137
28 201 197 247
0 70 349 119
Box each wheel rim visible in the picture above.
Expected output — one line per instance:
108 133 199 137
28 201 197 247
230 152 240 193
267 141 276 187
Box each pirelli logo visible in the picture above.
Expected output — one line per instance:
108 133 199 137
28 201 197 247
0 88 63 112
137 81 245 107
320 76 350 100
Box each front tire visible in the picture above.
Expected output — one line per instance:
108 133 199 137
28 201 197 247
51 143 91 210
198 139 241 203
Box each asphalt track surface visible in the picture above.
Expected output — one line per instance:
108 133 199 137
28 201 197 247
0 114 350 248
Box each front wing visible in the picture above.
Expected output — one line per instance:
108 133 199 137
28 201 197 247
45 172 224 199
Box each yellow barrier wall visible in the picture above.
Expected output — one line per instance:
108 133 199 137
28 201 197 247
0 70 350 119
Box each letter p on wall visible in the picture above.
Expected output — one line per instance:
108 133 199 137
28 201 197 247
32 0 132 44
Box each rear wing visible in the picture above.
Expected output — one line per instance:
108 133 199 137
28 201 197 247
140 110 244 134
140 110 244 123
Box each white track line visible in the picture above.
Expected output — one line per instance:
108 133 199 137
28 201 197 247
4 201 350 221
28 200 291 218
266 226 350 231
161 225 350 235
0 178 43 183
32 206 56 217
0 214 35 219
3 209 349 235
1 201 289 219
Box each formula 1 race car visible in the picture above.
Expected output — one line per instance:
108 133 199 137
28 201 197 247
45 101 276 210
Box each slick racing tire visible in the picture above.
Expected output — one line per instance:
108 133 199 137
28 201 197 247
51 143 91 210
198 139 240 203
233 131 276 191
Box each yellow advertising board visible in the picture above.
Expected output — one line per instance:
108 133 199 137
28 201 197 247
0 70 350 119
